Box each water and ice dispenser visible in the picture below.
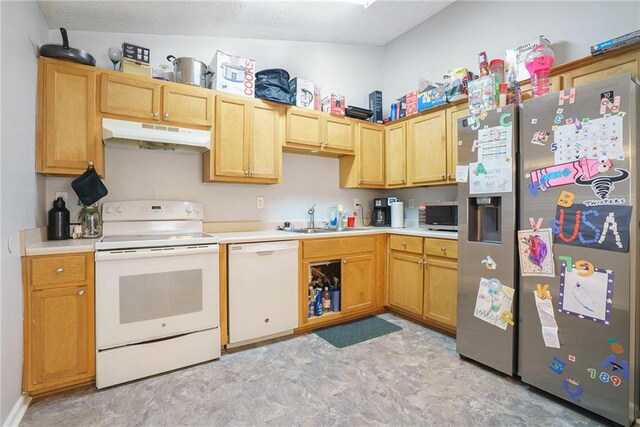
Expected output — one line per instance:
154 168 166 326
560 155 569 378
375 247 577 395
468 196 501 243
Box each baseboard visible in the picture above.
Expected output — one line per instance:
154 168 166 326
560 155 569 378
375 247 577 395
3 393 31 427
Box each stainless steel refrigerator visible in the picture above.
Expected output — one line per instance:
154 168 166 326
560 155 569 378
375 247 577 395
456 103 519 376
518 73 638 426
457 73 639 425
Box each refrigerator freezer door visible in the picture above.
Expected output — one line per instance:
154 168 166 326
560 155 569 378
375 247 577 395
519 74 638 426
456 104 518 376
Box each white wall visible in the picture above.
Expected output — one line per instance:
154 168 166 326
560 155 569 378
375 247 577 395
43 30 386 225
53 29 383 108
46 150 385 226
0 1 48 423
382 1 640 115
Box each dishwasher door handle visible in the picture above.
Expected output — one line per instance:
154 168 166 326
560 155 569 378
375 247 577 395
256 250 276 256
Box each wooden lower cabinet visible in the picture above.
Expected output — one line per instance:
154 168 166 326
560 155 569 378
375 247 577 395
424 257 457 328
341 253 375 313
388 251 423 315
24 253 95 395
387 236 458 334
297 235 385 330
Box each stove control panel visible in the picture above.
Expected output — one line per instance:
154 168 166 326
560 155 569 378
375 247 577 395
102 201 204 222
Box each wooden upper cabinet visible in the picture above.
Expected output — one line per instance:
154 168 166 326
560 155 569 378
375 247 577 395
286 108 323 148
341 253 375 314
408 110 446 185
249 101 282 180
215 95 249 178
445 103 469 182
323 115 354 153
101 72 213 127
385 122 406 187
100 73 160 120
37 59 102 177
358 122 385 186
162 84 213 127
561 50 640 89
520 75 562 102
285 107 354 155
206 95 281 183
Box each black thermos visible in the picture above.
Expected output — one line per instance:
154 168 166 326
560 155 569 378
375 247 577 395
48 197 70 240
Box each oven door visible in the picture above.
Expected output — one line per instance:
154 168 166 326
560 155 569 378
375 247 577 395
95 245 219 350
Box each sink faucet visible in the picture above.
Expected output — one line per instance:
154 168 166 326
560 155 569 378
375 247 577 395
308 204 316 229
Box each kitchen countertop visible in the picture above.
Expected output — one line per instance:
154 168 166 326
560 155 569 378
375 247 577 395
23 226 457 255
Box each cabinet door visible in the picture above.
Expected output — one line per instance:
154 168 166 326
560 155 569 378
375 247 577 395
358 123 385 186
249 102 282 180
39 61 100 176
408 110 446 185
445 103 469 182
215 95 249 178
562 51 640 89
384 122 406 186
100 73 160 120
341 253 375 314
323 115 354 153
285 108 323 148
30 286 93 387
424 257 457 328
520 75 562 101
162 84 213 127
388 251 424 315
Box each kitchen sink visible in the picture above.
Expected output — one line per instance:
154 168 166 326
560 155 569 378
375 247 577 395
285 227 366 234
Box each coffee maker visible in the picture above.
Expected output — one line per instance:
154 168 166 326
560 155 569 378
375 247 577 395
372 197 397 227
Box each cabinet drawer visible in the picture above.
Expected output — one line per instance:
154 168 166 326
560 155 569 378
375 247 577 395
389 235 423 254
31 254 87 288
303 236 375 259
425 238 458 259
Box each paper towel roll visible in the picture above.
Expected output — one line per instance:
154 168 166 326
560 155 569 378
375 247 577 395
391 202 404 228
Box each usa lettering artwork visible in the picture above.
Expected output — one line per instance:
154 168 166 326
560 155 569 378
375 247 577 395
549 203 632 253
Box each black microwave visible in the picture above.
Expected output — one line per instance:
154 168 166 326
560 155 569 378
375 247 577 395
421 201 458 231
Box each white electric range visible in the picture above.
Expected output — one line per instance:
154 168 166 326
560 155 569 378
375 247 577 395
94 200 220 388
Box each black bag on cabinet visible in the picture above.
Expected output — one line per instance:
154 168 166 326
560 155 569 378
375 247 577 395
71 162 108 206
255 69 293 105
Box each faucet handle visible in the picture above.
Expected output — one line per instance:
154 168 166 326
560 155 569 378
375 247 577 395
308 203 316 214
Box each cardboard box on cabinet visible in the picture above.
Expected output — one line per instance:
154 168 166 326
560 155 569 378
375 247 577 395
208 50 255 97
290 78 316 109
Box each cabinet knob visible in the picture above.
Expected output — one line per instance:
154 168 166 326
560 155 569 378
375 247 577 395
319 141 323 146
55 267 64 274
77 290 84 296
324 142 329 147
163 112 169 118
446 173 451 179
401 178 406 183
417 260 423 265
401 242 407 247
153 112 159 118
441 247 447 253
441 174 446 179
343 260 347 264
250 171 255 176
423 259 428 266
359 178 364 183
244 171 249 176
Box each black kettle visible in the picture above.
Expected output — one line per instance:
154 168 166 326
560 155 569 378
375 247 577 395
48 197 70 240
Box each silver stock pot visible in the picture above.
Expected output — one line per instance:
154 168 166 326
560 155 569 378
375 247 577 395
166 55 210 87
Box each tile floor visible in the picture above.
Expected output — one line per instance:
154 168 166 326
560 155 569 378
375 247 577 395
21 314 608 426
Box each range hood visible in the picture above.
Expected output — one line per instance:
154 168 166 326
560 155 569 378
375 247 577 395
102 118 210 152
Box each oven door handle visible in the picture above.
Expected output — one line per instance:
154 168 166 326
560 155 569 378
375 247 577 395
95 245 219 261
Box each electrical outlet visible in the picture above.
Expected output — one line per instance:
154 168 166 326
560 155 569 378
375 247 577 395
408 199 415 208
55 191 68 203
353 198 360 211
256 196 264 209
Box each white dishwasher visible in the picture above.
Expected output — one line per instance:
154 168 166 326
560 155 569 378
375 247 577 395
228 240 299 346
